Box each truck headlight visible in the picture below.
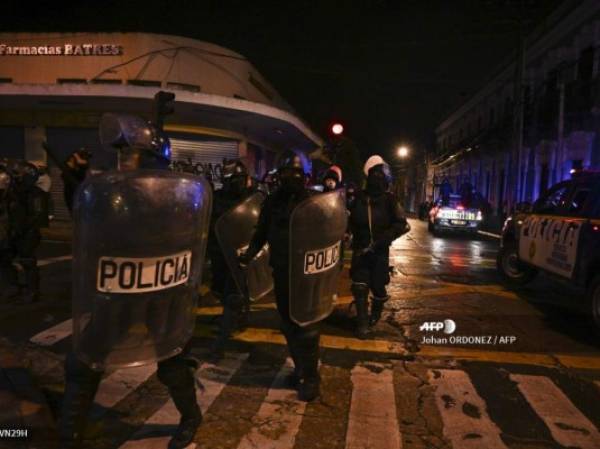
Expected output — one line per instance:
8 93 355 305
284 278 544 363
437 208 452 219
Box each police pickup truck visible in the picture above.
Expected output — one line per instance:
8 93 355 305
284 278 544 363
497 172 600 328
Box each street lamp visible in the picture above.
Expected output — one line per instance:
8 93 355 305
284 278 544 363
397 146 409 158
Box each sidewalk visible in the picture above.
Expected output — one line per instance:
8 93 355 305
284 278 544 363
0 340 58 449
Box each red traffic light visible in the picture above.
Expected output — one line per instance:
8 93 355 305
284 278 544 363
331 123 344 135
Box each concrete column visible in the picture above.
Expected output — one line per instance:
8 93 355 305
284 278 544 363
238 139 248 158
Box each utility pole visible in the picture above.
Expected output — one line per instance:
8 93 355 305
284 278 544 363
557 79 566 183
511 18 526 207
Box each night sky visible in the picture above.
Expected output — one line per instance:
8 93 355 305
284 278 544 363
5 0 562 161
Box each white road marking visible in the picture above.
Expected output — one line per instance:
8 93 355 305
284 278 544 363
37 255 73 267
92 364 158 417
236 359 307 449
345 363 401 449
29 319 72 346
511 374 600 449
119 353 248 449
429 369 508 449
477 230 501 239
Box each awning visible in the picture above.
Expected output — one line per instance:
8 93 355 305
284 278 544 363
0 84 323 151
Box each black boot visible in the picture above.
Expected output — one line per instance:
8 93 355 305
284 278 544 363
210 294 245 359
281 323 302 388
59 353 102 449
158 356 202 449
370 295 389 326
236 295 250 332
352 283 370 339
17 257 40 304
295 328 321 402
20 259 40 303
0 259 20 301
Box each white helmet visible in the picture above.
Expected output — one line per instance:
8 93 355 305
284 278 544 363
363 155 387 176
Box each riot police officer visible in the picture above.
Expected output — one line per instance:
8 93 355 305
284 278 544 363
348 155 410 339
321 165 342 192
241 151 346 401
0 160 47 303
0 163 14 299
62 148 91 214
59 114 210 449
208 158 254 357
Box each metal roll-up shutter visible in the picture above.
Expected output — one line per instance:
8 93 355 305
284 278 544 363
46 128 109 221
0 127 25 159
170 138 239 186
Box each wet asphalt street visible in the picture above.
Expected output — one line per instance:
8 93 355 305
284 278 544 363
1 218 600 449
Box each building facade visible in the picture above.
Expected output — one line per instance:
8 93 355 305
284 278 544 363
430 0 600 220
0 32 321 219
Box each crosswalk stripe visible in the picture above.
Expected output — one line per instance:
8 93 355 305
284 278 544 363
510 374 600 449
429 369 508 449
345 363 401 449
92 364 158 417
236 359 306 449
29 319 72 346
119 353 248 449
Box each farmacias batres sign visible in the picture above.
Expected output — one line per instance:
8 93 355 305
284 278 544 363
0 43 123 56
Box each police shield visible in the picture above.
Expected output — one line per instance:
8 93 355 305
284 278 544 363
72 170 212 370
289 190 347 326
215 192 273 301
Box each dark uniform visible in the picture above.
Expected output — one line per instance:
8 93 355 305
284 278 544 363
348 156 409 338
59 115 203 449
208 159 254 356
61 150 91 214
0 161 46 303
0 165 14 298
242 151 321 401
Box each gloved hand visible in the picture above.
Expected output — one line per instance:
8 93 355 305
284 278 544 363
359 244 375 256
238 250 253 267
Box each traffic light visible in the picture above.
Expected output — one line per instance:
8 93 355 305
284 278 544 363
331 123 344 136
154 91 176 130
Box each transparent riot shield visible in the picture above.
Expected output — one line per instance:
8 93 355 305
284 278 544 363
72 170 212 370
289 189 347 326
215 192 273 301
